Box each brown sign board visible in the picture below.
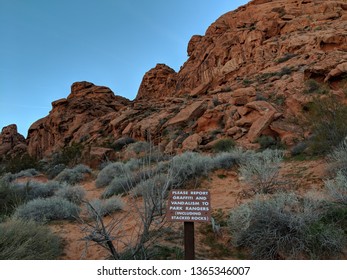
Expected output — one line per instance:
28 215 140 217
166 189 211 223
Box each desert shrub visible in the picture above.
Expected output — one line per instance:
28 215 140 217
48 142 84 167
256 135 283 150
278 66 293 76
131 174 169 199
4 154 39 174
239 149 283 193
111 137 135 151
88 197 124 218
0 180 23 218
0 180 62 219
101 162 169 198
212 138 236 153
1 169 40 184
45 163 67 179
125 158 143 171
14 197 80 222
290 141 308 156
96 162 130 188
74 164 92 173
276 53 296 64
325 172 347 205
225 147 255 166
17 168 40 177
228 193 345 259
0 219 62 259
55 185 86 205
127 141 151 155
102 176 136 198
211 152 237 170
61 143 84 166
305 96 347 154
11 180 61 201
55 164 91 185
169 152 213 188
328 140 347 175
304 79 329 95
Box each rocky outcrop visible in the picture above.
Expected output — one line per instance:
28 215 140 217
27 82 130 158
0 124 27 159
136 0 347 101
6 0 347 160
182 133 202 151
133 0 347 149
136 64 177 100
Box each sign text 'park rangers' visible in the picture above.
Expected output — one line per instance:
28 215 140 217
166 190 211 223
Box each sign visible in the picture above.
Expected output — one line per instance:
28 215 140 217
166 189 211 223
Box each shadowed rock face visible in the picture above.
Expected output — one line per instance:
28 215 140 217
0 124 27 159
4 0 347 159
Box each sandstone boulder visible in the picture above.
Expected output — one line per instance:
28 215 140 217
247 111 276 143
325 62 347 82
165 100 207 127
245 100 276 114
182 134 202 151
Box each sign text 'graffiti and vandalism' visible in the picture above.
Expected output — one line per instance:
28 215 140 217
167 190 211 223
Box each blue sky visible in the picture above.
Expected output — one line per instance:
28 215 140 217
0 0 249 136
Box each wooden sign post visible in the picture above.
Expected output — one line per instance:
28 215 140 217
167 189 211 260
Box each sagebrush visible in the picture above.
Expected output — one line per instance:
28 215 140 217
14 197 80 222
0 219 62 259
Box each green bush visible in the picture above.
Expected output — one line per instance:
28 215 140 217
110 137 135 151
4 154 39 174
228 193 345 259
276 53 296 64
304 79 329 95
0 219 62 259
212 138 236 153
51 142 84 166
14 197 80 222
45 164 67 179
256 135 283 150
0 180 24 218
305 96 347 154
